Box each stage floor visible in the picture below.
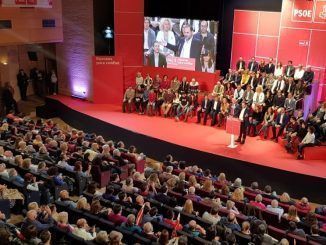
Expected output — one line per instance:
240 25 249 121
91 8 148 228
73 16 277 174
48 95 326 179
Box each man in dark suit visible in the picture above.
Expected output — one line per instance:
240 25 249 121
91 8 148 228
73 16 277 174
236 102 250 144
197 94 212 125
233 71 242 86
223 69 235 85
284 60 295 78
193 20 215 58
265 58 275 75
236 57 246 71
164 24 203 71
148 42 167 68
302 66 314 95
248 57 258 73
248 72 258 89
210 96 221 126
17 68 29 101
271 107 289 142
179 76 189 94
258 72 268 91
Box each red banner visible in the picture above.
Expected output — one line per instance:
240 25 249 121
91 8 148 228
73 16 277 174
93 56 124 105
166 56 196 71
1 0 52 8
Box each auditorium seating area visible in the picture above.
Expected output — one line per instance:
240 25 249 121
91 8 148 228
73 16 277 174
0 114 325 245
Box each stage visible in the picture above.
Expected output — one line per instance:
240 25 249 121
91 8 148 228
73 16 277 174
38 95 326 203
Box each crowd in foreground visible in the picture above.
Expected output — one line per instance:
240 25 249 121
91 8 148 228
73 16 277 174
0 113 325 244
123 57 325 159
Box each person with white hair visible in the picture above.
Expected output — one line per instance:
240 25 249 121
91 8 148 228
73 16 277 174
267 199 284 220
184 186 202 202
156 18 176 56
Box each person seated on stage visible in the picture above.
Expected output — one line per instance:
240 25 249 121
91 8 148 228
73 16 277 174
184 94 198 121
240 69 250 89
265 57 275 75
212 81 224 97
272 90 286 110
197 93 212 125
161 74 170 90
248 72 258 90
178 76 189 94
233 70 242 86
143 73 153 87
223 68 235 85
271 76 285 94
152 74 162 92
224 82 234 100
170 76 180 93
122 87 135 113
233 84 244 104
297 126 315 160
284 92 296 114
146 89 156 116
252 86 265 109
271 107 289 142
274 62 284 77
134 84 144 114
302 66 314 95
155 89 165 116
171 92 181 117
258 72 268 91
283 116 299 141
161 89 175 117
248 104 263 136
242 85 254 105
236 56 246 71
210 96 221 126
294 64 305 82
135 71 144 86
236 102 250 144
188 78 199 95
140 86 150 115
257 60 266 74
217 97 230 127
284 77 295 97
284 60 295 78
175 92 189 121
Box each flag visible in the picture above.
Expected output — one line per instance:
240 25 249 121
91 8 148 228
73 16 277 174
172 212 181 237
135 204 145 225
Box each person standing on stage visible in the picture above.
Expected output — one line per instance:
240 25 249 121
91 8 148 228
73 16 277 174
17 69 29 101
236 102 250 144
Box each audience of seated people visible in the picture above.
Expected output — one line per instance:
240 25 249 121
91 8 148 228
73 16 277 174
122 61 324 158
0 113 325 244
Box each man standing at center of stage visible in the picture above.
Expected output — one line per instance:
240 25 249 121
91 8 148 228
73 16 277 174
236 102 250 144
162 24 203 71
17 69 29 101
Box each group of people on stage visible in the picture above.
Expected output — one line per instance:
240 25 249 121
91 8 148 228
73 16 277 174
144 17 217 72
122 56 325 159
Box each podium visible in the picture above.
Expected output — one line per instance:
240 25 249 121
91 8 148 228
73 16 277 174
226 117 241 148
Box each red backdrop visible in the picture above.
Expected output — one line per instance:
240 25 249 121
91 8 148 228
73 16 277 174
93 56 124 105
231 0 326 102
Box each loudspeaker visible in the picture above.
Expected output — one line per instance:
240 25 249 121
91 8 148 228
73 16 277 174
27 51 38 61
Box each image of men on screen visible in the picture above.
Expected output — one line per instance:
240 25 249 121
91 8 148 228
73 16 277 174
144 17 156 64
143 17 218 73
148 41 167 68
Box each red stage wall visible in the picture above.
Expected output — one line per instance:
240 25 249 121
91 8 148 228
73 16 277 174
114 0 144 91
93 56 124 105
231 0 326 102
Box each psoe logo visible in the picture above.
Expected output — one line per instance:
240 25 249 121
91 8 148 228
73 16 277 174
298 40 309 46
293 9 313 18
319 5 326 20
